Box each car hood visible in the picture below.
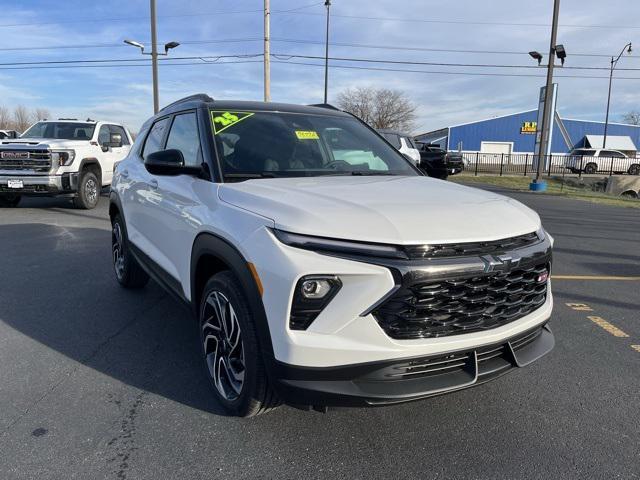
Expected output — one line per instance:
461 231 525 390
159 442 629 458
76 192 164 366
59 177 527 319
219 176 541 244
0 138 88 148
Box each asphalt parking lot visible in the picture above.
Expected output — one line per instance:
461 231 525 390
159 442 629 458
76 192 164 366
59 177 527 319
1 186 638 480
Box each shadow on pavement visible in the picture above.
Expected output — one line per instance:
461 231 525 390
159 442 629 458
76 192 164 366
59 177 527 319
0 222 226 416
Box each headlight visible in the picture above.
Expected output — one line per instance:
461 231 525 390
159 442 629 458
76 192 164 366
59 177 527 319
273 229 406 259
51 150 76 166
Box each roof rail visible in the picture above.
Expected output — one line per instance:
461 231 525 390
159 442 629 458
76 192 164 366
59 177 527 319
58 118 78 120
308 103 341 111
160 93 214 112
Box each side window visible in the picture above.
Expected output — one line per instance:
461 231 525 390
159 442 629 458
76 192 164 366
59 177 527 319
165 112 202 167
110 125 130 145
98 125 111 145
381 133 401 149
142 117 170 159
602 150 624 158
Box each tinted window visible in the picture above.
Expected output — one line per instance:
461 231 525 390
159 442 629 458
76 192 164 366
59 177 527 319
380 132 401 149
165 113 201 167
142 117 170 158
110 125 130 145
211 110 416 178
571 149 595 156
98 125 111 145
22 122 96 140
601 150 625 158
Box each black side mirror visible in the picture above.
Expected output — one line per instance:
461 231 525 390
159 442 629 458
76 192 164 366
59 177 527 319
144 149 201 176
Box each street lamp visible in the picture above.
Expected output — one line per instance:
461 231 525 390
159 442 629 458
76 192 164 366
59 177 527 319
529 51 543 65
323 0 332 104
603 42 632 148
124 1 180 114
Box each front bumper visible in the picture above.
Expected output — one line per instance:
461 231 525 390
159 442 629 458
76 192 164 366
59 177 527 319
272 323 554 407
0 173 79 195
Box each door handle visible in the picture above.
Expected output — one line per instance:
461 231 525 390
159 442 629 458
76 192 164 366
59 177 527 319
149 179 158 189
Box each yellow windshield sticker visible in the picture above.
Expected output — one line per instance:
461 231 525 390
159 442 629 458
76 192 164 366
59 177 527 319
295 130 319 140
211 111 254 134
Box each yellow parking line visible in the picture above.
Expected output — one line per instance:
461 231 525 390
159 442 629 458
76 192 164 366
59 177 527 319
565 303 593 312
631 345 640 353
552 275 640 281
587 316 630 338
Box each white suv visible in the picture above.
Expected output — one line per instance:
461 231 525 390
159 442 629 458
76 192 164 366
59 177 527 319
565 148 640 175
0 119 133 208
110 94 554 416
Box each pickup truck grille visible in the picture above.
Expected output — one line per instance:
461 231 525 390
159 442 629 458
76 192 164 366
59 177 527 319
0 150 51 173
373 261 549 339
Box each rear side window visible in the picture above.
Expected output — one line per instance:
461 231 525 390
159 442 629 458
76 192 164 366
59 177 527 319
601 150 625 158
142 117 170 158
380 133 401 149
110 125 130 146
165 113 202 167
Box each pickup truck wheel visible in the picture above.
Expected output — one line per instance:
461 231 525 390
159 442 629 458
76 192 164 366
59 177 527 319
628 164 640 175
584 163 597 174
199 271 280 417
74 170 100 209
0 194 21 207
111 214 149 288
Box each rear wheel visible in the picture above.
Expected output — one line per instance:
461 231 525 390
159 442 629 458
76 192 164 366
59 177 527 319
0 194 21 207
584 163 597 174
628 164 640 176
199 271 279 417
111 214 149 288
74 170 100 209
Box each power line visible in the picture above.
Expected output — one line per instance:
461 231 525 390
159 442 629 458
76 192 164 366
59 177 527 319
271 59 640 80
0 60 264 71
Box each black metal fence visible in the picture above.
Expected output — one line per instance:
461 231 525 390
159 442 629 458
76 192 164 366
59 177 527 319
460 152 640 177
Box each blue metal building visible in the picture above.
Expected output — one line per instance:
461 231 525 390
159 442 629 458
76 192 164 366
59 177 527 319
416 110 640 154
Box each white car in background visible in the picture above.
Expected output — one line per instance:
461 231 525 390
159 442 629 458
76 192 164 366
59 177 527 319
377 129 421 166
0 119 133 208
565 148 640 175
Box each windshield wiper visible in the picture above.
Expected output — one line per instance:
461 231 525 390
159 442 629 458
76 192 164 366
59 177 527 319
223 172 277 180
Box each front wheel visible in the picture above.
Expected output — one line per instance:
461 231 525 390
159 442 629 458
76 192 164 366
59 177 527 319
199 271 279 417
74 170 100 209
628 164 640 176
0 194 21 207
584 163 597 174
111 214 149 288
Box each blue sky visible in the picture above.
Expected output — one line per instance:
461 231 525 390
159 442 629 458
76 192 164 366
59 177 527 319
2 0 640 134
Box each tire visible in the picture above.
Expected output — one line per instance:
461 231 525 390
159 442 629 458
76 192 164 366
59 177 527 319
111 214 149 288
584 163 597 174
0 194 21 207
74 170 100 209
199 271 280 417
628 164 640 176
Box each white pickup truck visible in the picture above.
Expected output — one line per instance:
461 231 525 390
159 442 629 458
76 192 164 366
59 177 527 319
0 119 133 208
564 148 640 175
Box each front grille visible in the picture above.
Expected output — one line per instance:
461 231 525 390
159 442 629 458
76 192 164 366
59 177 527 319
0 150 51 172
373 262 549 339
403 231 540 259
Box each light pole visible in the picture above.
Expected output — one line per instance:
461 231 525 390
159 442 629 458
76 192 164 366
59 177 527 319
264 0 271 102
124 0 180 114
323 0 331 104
603 42 632 148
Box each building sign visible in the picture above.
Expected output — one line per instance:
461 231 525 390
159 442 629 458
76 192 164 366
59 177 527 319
520 121 537 134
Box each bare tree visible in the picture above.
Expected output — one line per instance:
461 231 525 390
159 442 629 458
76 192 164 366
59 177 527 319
12 105 33 132
32 107 51 123
336 86 417 132
622 110 640 125
0 106 11 130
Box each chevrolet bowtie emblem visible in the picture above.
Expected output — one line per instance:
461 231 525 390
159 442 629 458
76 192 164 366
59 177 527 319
480 254 522 273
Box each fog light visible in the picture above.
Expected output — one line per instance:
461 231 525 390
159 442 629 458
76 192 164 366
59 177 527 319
301 279 332 299
290 275 342 330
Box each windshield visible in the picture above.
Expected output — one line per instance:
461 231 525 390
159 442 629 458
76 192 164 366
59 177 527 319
210 110 418 179
21 122 96 140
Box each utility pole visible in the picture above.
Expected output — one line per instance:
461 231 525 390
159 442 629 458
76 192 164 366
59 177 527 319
603 42 632 149
264 0 271 102
150 0 160 113
535 0 560 184
323 0 331 104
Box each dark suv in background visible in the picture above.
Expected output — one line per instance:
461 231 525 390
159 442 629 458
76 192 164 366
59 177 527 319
415 142 464 179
